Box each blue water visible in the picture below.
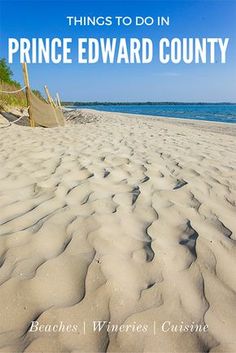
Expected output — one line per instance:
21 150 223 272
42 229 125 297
68 104 236 123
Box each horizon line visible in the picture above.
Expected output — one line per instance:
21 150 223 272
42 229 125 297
62 101 236 105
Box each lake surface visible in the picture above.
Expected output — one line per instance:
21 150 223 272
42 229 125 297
68 104 236 124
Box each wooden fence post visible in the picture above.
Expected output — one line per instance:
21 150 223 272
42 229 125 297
44 86 57 108
56 93 62 110
44 85 60 126
22 63 35 127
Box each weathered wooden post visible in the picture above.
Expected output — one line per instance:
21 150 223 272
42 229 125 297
56 93 62 110
44 85 57 108
22 62 35 127
44 85 60 126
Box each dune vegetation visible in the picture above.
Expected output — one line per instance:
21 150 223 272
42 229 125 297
0 58 43 110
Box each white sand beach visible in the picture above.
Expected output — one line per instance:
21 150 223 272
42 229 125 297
0 109 236 353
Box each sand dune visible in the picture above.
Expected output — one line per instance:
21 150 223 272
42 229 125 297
0 110 235 353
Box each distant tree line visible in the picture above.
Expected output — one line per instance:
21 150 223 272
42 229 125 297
62 101 235 106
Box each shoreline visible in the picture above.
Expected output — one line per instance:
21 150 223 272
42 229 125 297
64 108 236 137
112 110 236 127
66 106 236 125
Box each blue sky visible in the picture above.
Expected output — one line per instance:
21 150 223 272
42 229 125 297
0 0 236 102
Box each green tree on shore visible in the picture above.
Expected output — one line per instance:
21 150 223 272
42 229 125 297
0 58 45 108
0 58 20 86
0 58 13 83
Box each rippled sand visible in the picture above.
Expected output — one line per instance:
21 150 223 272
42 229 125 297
0 110 236 353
